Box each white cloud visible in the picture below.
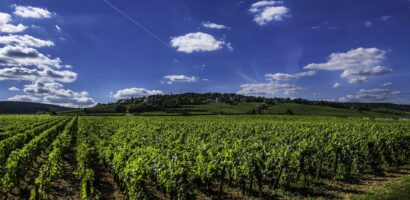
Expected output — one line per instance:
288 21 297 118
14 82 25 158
8 86 20 91
238 69 312 96
304 47 392 83
1 64 91 107
265 70 316 81
13 5 52 19
24 82 64 95
8 94 40 102
238 82 303 96
0 37 76 84
250 0 277 9
0 67 77 83
226 42 234 51
170 32 226 53
0 10 94 108
43 95 94 107
365 21 373 27
333 82 342 88
381 82 393 87
340 66 392 83
64 64 73 69
55 25 62 32
20 81 95 107
112 87 164 99
6 81 95 107
249 1 290 25
163 74 199 84
0 34 54 48
0 12 27 33
0 45 62 69
202 22 229 30
339 88 401 102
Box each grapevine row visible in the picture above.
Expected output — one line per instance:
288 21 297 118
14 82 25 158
0 117 62 141
0 117 67 172
0 115 54 133
1 118 70 191
75 118 98 199
29 117 78 200
81 116 410 199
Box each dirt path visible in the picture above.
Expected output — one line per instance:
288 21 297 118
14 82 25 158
0 149 51 200
341 168 410 200
283 167 410 200
94 164 126 200
47 137 81 200
193 167 410 200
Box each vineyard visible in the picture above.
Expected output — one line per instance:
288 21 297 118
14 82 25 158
0 115 410 199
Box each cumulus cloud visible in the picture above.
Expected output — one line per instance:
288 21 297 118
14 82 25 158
43 95 94 107
18 81 95 107
265 70 316 81
0 67 77 83
13 5 52 19
237 69 314 97
0 7 95 108
249 1 290 25
0 34 54 48
340 66 392 83
202 22 229 29
8 86 20 91
339 88 401 102
304 47 392 83
170 32 226 53
8 94 40 102
333 82 342 88
112 88 164 99
163 74 199 84
0 12 27 33
0 45 62 68
0 64 91 107
24 82 65 95
238 82 303 96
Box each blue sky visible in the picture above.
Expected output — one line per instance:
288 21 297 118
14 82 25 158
1 0 410 107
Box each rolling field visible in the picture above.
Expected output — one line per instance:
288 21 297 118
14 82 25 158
0 115 409 199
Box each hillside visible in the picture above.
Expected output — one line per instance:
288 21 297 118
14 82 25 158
264 103 410 118
60 93 410 118
0 101 71 114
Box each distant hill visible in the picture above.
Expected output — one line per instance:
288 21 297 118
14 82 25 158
0 101 71 114
60 93 410 118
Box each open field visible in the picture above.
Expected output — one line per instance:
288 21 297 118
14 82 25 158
0 115 409 199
